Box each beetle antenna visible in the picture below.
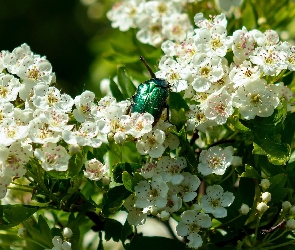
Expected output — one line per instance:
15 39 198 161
140 56 156 78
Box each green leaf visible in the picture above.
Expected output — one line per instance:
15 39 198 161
129 236 186 250
242 1 257 29
67 151 84 177
117 67 136 99
23 215 53 249
122 171 133 192
104 218 123 242
245 109 290 165
110 77 124 101
121 219 133 243
240 164 260 179
282 112 295 145
0 205 39 230
268 173 287 203
113 162 142 183
102 185 132 217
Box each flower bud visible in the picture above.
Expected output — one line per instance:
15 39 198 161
160 211 170 221
101 176 111 186
240 204 250 215
286 219 295 229
18 227 27 237
257 202 268 213
114 131 126 145
63 227 73 238
150 206 158 216
260 179 270 190
261 192 271 203
290 206 295 215
282 201 292 211
68 144 80 154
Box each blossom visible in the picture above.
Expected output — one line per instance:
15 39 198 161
134 174 169 210
45 236 71 250
73 91 96 123
0 176 11 199
200 185 235 218
34 143 71 171
123 112 154 138
232 79 280 119
0 73 20 103
198 146 239 176
176 210 212 249
191 53 223 92
136 129 166 158
83 158 109 181
124 194 148 226
0 142 32 178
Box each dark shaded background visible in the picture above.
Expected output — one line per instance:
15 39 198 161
0 0 116 97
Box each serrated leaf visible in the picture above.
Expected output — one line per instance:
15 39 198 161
121 219 133 243
240 165 260 179
0 205 39 230
117 67 136 98
102 185 132 217
104 218 123 242
23 215 53 249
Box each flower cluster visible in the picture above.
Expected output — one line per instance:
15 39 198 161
123 155 235 248
107 0 193 46
155 13 294 132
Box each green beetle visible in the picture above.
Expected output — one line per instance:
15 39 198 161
131 56 170 125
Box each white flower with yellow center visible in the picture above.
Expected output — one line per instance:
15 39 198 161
0 73 20 103
200 185 235 218
124 112 154 138
73 91 96 123
34 143 71 172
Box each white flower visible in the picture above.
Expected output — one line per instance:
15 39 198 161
33 108 73 133
3 43 33 75
83 158 108 181
250 46 287 76
176 210 212 249
73 91 96 123
171 172 201 202
195 25 232 57
229 61 261 88
107 0 144 32
135 174 169 210
232 27 255 62
0 103 14 123
124 112 154 138
124 194 147 226
0 118 29 146
232 79 280 120
0 142 32 178
62 121 102 148
32 84 74 112
17 54 54 85
200 185 235 218
156 156 187 184
28 118 61 144
162 13 193 42
34 143 71 171
0 73 20 103
194 13 227 30
45 236 72 250
191 53 223 92
156 57 189 92
136 129 166 158
201 91 234 125
198 146 238 176
136 17 164 47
